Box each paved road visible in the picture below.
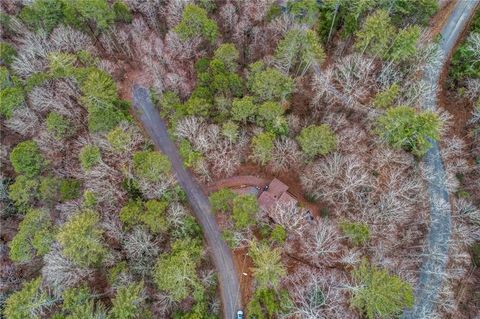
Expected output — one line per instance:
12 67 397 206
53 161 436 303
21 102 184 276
132 86 241 319
403 1 479 318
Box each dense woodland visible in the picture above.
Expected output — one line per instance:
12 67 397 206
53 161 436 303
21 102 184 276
0 0 479 318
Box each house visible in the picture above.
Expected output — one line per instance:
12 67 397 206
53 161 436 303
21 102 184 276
258 178 298 212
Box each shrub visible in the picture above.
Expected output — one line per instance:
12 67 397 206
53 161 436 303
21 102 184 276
251 132 275 166
109 282 145 319
352 260 414 319
232 195 258 229
87 103 125 133
4 277 52 319
19 0 65 33
182 96 212 117
83 190 97 208
175 4 219 44
60 286 105 318
113 1 133 23
9 208 54 262
57 209 107 267
8 176 38 211
10 140 45 178
159 91 181 117
79 145 101 171
107 125 132 152
297 124 336 159
209 188 236 213
132 151 171 182
153 239 203 301
48 52 77 77
0 42 17 65
119 200 143 228
222 121 239 142
340 220 370 245
62 0 115 32
0 86 24 119
450 11 480 82
59 179 81 201
247 288 291 319
142 200 169 234
221 229 236 248
46 112 75 139
287 0 318 24
39 176 60 202
179 139 202 168
376 105 441 157
270 225 287 244
372 83 399 108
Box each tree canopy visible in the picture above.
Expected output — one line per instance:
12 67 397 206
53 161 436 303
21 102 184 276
132 150 171 182
352 260 414 319
275 28 325 75
297 124 336 159
57 209 107 267
4 277 52 319
376 105 441 157
9 208 54 262
249 241 286 289
248 66 294 103
175 4 219 44
153 238 204 301
209 187 236 213
232 194 258 229
9 140 45 178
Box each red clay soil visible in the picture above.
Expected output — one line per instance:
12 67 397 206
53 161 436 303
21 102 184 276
232 247 254 310
426 0 458 40
206 175 268 193
117 65 153 101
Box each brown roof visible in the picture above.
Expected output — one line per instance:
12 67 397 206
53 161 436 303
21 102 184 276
278 192 297 206
267 178 289 198
258 178 297 211
258 191 275 211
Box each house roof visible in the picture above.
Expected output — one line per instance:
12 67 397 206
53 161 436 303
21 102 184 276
268 178 289 198
258 178 297 212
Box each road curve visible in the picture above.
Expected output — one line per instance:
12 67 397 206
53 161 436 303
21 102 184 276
404 1 479 318
132 85 241 319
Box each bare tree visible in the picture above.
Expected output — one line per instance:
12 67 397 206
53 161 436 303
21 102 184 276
50 25 94 53
219 2 239 33
5 106 40 136
268 201 307 234
42 244 93 296
123 227 160 277
269 137 301 173
301 153 373 209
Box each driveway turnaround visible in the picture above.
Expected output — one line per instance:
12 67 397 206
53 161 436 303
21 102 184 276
132 85 241 319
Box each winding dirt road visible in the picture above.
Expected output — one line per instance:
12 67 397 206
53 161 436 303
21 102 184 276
132 86 241 319
404 1 478 318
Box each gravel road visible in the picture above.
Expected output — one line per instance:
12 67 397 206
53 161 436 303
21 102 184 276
403 1 479 317
132 86 241 319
